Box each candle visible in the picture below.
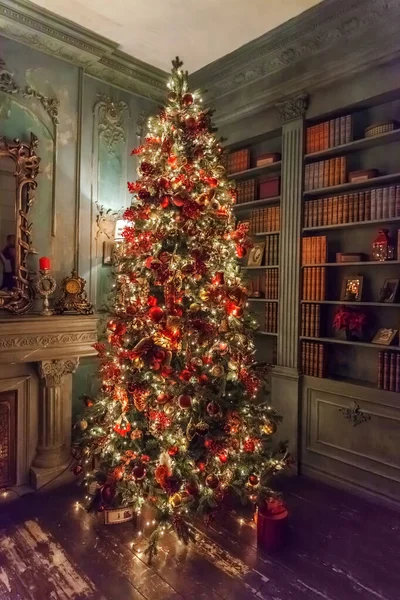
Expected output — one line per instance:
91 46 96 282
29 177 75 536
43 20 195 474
39 257 51 271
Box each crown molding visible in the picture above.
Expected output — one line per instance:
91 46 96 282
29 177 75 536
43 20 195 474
190 0 400 126
0 0 167 102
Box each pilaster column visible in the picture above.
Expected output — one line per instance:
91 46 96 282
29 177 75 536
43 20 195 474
272 93 309 464
33 358 79 470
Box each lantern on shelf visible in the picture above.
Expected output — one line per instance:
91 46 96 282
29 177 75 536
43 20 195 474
372 229 394 262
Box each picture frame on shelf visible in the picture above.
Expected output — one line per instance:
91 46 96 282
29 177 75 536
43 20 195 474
340 276 363 302
371 328 398 346
379 278 399 303
247 242 265 267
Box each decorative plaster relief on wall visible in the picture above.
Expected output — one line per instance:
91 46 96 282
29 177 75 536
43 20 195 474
97 95 128 155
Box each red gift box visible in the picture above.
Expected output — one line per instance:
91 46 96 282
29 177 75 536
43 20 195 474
256 498 288 551
259 175 280 199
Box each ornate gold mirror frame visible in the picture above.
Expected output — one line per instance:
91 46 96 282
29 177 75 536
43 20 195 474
0 134 40 313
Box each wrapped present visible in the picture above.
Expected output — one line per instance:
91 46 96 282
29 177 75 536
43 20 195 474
256 497 288 551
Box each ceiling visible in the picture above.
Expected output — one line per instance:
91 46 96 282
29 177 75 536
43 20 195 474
30 0 323 73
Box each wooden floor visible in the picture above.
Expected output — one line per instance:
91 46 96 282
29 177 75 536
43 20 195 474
0 476 399 600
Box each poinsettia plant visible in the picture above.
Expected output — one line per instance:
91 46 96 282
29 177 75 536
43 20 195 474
333 306 367 333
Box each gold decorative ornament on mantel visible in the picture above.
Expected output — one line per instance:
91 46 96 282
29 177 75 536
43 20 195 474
54 270 94 315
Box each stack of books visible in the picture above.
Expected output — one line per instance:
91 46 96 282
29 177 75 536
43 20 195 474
301 304 321 337
304 185 400 227
305 157 347 191
265 269 279 299
265 302 278 333
249 207 280 233
306 115 352 153
377 351 400 392
265 234 279 265
301 341 326 377
302 267 326 301
227 149 249 174
235 179 256 204
302 236 327 264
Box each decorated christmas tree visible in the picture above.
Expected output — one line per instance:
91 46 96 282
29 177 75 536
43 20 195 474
75 58 287 557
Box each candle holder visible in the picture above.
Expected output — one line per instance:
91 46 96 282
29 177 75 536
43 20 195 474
35 269 57 316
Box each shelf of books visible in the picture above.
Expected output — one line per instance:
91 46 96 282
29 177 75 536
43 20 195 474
300 98 400 392
226 130 282 366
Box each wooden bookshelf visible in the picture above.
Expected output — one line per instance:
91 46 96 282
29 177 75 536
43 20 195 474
227 130 282 366
229 161 281 181
301 300 400 307
303 216 400 233
305 128 400 161
301 102 400 395
233 195 280 210
303 172 400 197
300 335 400 352
302 260 400 267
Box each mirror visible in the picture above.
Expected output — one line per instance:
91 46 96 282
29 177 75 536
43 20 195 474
0 134 40 314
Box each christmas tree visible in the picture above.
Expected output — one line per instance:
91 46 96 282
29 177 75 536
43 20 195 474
76 58 287 557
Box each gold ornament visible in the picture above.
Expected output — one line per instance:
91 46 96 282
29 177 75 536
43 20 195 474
54 270 93 315
189 303 201 313
170 492 182 508
199 288 210 301
78 419 88 431
130 428 143 440
262 420 277 435
211 365 224 377
219 319 229 333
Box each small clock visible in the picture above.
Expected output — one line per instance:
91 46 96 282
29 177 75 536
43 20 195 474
54 270 94 315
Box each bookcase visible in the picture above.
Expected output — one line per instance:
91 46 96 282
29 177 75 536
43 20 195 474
301 97 400 392
227 129 282 367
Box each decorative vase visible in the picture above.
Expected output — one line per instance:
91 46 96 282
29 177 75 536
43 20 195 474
256 499 288 552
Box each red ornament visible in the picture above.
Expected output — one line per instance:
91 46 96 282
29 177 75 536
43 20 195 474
219 452 228 464
178 394 192 409
147 296 158 307
182 93 194 106
186 481 199 496
206 474 219 489
167 155 177 166
172 195 185 207
249 474 259 486
197 461 206 472
244 439 256 453
73 465 82 476
107 320 117 332
160 196 170 208
132 464 146 480
165 475 181 494
207 401 221 417
236 245 246 258
168 446 179 457
185 117 197 129
157 392 172 405
101 484 115 504
83 395 94 407
179 369 192 382
198 374 208 385
149 306 164 322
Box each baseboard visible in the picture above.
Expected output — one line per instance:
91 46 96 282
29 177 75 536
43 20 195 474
301 464 400 512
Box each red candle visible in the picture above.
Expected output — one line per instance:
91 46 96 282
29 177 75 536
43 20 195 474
39 257 51 271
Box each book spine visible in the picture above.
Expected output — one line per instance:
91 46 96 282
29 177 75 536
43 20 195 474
321 267 326 300
315 304 321 337
371 188 377 220
313 199 318 226
306 127 312 154
305 164 310 191
359 192 365 222
339 116 346 145
390 353 396 392
309 303 315 337
365 190 371 220
327 197 333 225
383 187 389 219
389 185 396 219
328 159 335 187
321 235 327 263
319 124 324 152
318 344 324 377
319 160 324 189
376 188 383 220
377 351 383 389
313 343 319 377
265 235 270 266
383 352 389 391
345 114 352 143
323 121 329 150
332 196 338 224
396 185 400 217
301 342 306 374
338 195 344 224
329 119 335 148
354 192 359 223
304 202 310 228
396 354 400 393
334 117 340 147
343 194 349 223
348 193 354 223
340 156 347 184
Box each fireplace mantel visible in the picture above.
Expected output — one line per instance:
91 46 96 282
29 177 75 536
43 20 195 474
0 314 98 493
0 314 98 363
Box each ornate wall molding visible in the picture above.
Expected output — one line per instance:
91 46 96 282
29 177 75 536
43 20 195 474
0 0 166 102
0 331 97 350
0 56 59 124
96 95 129 155
39 358 79 386
276 93 309 123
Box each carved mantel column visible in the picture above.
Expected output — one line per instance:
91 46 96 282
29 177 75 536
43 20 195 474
33 358 79 470
272 93 309 465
